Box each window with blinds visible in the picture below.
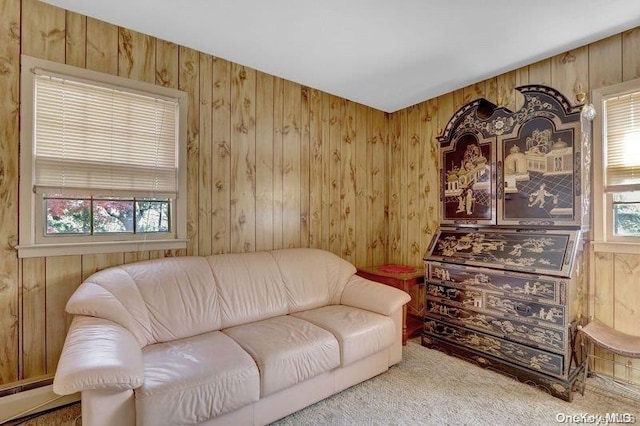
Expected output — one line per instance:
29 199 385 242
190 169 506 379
34 73 179 197
604 90 640 192
601 85 640 240
18 55 188 258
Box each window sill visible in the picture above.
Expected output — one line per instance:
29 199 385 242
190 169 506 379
17 239 188 258
592 241 640 255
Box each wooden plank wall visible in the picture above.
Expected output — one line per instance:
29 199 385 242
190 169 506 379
0 0 388 386
388 27 640 382
1 0 639 388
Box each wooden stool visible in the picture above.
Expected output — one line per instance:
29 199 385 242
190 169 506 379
578 319 640 395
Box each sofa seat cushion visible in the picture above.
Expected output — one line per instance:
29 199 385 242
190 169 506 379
223 315 340 397
291 305 395 366
136 331 259 426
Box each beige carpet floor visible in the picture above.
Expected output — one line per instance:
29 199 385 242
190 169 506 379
272 339 640 425
9 339 640 425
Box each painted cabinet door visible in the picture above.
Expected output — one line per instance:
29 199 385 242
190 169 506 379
496 86 584 226
439 99 498 226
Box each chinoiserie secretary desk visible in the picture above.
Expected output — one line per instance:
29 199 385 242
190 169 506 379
422 85 593 401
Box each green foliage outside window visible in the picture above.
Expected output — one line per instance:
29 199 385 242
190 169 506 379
612 191 640 237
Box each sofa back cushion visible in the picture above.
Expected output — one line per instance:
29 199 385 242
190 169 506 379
66 257 221 347
207 252 288 328
271 248 356 313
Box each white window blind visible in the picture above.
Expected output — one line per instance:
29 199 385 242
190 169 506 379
604 89 640 192
34 72 179 197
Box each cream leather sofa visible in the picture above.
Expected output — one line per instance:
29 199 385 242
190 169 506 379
53 248 411 426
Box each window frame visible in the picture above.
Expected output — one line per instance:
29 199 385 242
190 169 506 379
592 77 640 253
18 55 189 258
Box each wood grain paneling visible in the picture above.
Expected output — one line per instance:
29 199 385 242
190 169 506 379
515 66 529 89
179 46 200 256
22 258 46 378
550 47 588 105
272 78 284 250
64 11 85 68
118 28 155 83
199 53 213 256
341 100 356 261
528 59 551 85
155 40 178 88
0 0 20 384
496 71 517 111
300 87 311 249
124 251 150 264
22 0 65 62
462 82 484 104
622 28 640 81
593 251 615 375
399 109 408 265
308 89 323 249
230 64 257 252
406 105 421 261
86 17 118 75
452 88 465 112
256 72 275 251
320 92 332 251
282 81 302 248
212 57 231 254
484 77 498 106
355 104 368 265
368 109 387 265
387 110 402 264
613 254 640 382
45 256 82 372
589 35 622 91
81 254 124 281
420 99 438 262
328 95 342 256
22 0 67 383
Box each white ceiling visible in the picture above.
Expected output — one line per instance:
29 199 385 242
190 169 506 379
42 0 640 112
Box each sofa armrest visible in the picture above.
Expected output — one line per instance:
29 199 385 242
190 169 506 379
340 275 411 316
53 316 144 396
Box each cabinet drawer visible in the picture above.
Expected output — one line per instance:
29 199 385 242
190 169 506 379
424 318 565 377
426 261 561 303
426 300 566 353
485 294 565 328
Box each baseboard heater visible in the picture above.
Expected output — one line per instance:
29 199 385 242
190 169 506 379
0 376 79 424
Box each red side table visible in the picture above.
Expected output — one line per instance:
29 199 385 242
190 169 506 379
356 264 425 345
